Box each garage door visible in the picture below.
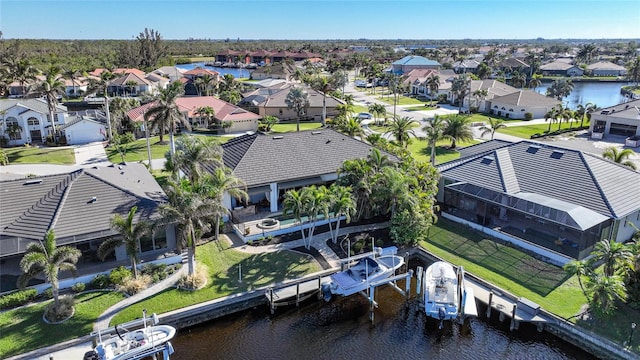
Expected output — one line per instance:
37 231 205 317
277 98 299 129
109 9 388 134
609 123 637 136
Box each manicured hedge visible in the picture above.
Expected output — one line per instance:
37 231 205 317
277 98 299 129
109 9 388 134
0 289 38 310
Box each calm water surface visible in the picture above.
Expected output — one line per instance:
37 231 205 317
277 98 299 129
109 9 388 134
170 279 595 360
175 63 252 79
536 81 631 109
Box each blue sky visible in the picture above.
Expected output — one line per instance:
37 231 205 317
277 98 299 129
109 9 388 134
1 0 639 40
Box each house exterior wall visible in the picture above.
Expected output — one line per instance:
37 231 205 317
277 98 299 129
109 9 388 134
0 107 66 145
259 106 336 121
225 119 258 133
488 101 552 119
615 211 640 243
64 120 107 145
591 69 627 77
589 112 640 137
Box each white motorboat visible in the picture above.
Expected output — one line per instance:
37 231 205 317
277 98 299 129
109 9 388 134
88 311 176 360
322 254 404 301
424 261 460 328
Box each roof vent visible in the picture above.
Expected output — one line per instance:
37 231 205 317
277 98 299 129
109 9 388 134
88 196 97 203
24 179 43 185
311 131 322 135
551 150 565 159
272 136 284 140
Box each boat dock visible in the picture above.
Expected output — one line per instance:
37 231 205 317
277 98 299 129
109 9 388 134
265 271 337 313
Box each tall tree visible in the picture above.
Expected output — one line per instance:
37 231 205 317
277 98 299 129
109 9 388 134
563 259 592 301
426 75 441 107
285 86 310 132
30 65 66 136
85 70 116 141
587 273 627 315
592 239 633 277
443 114 473 148
310 76 335 126
545 78 574 100
144 81 189 155
479 117 506 140
422 115 448 165
97 206 150 279
204 167 248 240
451 74 471 113
368 103 386 126
62 67 80 98
626 56 640 86
328 184 356 243
602 147 638 170
18 230 81 314
472 89 488 112
166 136 223 182
529 73 543 91
386 116 417 148
136 28 167 70
194 106 215 129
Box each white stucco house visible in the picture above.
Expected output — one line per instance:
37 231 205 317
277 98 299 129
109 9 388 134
0 99 68 145
59 110 108 145
488 90 560 119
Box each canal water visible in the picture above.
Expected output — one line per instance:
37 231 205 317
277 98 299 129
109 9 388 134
536 81 631 110
170 278 596 360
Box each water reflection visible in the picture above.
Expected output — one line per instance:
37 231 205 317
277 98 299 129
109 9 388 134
535 82 631 109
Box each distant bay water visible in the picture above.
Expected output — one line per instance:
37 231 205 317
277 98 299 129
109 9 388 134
175 62 252 79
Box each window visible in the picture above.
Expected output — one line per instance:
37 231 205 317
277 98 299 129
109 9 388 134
27 117 39 126
6 118 22 140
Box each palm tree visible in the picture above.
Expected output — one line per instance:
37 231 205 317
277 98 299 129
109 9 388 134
529 74 543 92
575 102 596 128
368 103 386 126
0 149 8 166
285 86 310 132
97 206 150 279
544 107 558 133
31 65 66 136
341 117 363 137
86 70 116 141
328 185 356 243
144 81 189 155
385 116 417 148
451 74 471 113
563 259 592 301
259 115 279 132
62 67 80 98
205 167 248 240
478 117 506 140
380 167 417 217
627 56 640 86
443 114 473 148
165 136 224 182
545 78 574 101
11 59 38 96
283 188 309 247
471 89 488 112
18 230 81 312
592 239 633 277
6 122 23 146
587 273 627 315
511 71 526 89
194 106 215 129
310 76 335 126
161 179 218 275
422 115 448 165
602 147 638 170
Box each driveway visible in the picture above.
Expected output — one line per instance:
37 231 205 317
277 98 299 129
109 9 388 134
0 141 111 180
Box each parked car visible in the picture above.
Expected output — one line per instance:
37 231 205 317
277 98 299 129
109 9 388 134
357 112 373 120
354 79 367 87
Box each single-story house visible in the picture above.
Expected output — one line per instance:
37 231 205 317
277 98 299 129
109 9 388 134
0 98 68 144
437 140 640 264
241 84 344 121
495 58 530 75
128 96 261 134
108 72 155 97
214 129 397 215
453 60 481 74
251 62 297 81
539 61 584 77
151 66 186 82
488 90 560 119
463 80 519 112
586 61 627 77
589 99 640 138
59 110 107 145
0 163 175 263
392 55 441 75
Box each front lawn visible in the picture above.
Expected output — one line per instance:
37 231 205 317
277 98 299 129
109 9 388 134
376 95 428 106
407 138 479 165
110 239 321 325
497 121 588 139
106 134 228 163
271 123 323 133
3 146 75 165
421 219 585 318
0 291 125 358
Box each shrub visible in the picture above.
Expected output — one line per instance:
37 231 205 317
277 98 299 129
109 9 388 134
118 275 152 296
109 266 132 286
92 274 110 289
524 112 533 120
0 289 38 310
71 282 86 293
178 265 208 290
44 295 75 322
42 287 53 299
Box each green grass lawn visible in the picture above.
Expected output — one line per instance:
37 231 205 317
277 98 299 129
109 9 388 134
497 121 588 139
106 134 228 163
404 105 437 111
407 138 479 165
421 219 585 318
3 146 76 165
110 240 321 325
0 291 125 358
271 123 323 133
577 303 640 353
376 95 427 106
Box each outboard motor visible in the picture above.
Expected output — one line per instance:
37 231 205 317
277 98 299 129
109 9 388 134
438 306 446 330
321 283 333 302
83 350 99 360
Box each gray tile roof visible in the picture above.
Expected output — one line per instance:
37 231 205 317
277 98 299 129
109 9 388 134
594 99 640 120
220 129 395 188
439 141 640 219
0 163 166 256
0 98 67 114
491 90 560 107
456 139 512 160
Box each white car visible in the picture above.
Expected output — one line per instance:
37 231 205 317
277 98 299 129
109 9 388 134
357 112 373 120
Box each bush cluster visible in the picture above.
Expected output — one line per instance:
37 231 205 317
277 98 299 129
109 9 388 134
109 266 132 286
118 275 152 296
92 274 110 289
71 282 86 293
0 289 38 310
141 263 168 283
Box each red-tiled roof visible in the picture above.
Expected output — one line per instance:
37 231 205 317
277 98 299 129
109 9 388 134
127 96 261 123
184 67 220 76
